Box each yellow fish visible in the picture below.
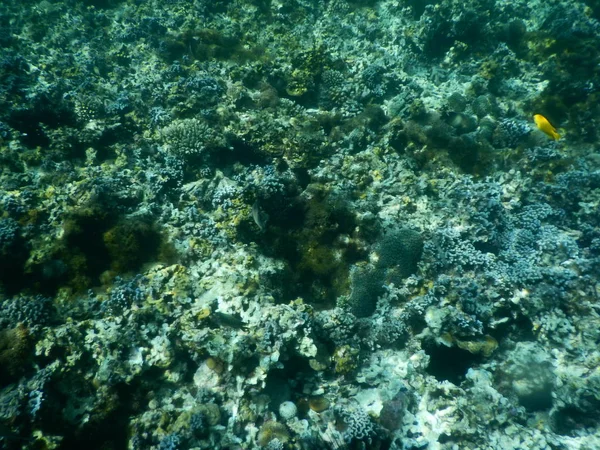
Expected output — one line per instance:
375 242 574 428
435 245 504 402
533 114 560 140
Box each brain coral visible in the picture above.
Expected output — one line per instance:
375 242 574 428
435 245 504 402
376 227 424 278
345 263 385 318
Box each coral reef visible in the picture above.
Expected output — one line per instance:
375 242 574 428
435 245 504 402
1 0 600 448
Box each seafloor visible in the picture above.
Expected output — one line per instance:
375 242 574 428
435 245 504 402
1 0 600 449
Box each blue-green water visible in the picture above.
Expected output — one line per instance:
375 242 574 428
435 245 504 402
1 0 600 449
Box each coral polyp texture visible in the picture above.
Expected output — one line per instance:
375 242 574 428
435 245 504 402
1 0 600 448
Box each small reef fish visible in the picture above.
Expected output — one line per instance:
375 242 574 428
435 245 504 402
533 114 560 140
251 201 269 231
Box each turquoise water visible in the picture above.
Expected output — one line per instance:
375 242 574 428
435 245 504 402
1 0 600 449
